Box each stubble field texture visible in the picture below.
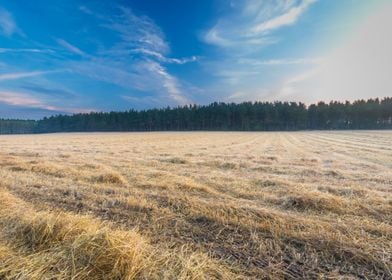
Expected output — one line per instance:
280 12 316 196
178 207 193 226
0 131 391 279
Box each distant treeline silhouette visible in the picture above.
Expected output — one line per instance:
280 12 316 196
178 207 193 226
0 98 391 134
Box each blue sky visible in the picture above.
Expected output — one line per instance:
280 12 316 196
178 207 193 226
0 0 390 119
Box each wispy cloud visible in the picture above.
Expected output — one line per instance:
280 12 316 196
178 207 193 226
127 48 198 65
78 6 94 16
98 48 197 65
0 7 23 36
202 55 322 92
0 91 58 110
20 83 75 99
204 28 232 47
57 39 86 56
0 90 95 114
70 60 149 91
103 6 170 55
73 6 193 105
204 27 278 48
0 4 196 112
0 48 54 54
270 2 392 103
251 0 316 34
144 60 189 104
238 57 323 66
0 70 56 81
203 0 317 48
199 0 319 103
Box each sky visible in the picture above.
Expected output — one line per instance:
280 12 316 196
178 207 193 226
0 0 391 119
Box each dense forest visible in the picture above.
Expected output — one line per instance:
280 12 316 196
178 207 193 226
0 98 391 134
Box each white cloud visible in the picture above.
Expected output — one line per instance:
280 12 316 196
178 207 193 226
0 48 53 54
227 91 246 100
103 7 170 55
163 56 198 65
203 0 316 48
0 91 51 108
271 3 392 103
200 0 318 101
0 71 56 81
251 0 316 34
108 48 197 65
78 6 93 15
0 7 22 36
70 58 190 105
0 90 95 113
238 57 323 66
57 39 86 56
204 27 232 47
70 60 150 92
143 60 190 105
74 6 193 105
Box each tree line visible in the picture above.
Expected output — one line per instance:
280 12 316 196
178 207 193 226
0 98 391 134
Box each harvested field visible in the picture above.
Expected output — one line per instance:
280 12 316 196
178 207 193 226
0 131 391 279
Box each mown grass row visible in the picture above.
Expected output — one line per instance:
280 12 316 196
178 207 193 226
0 188 239 279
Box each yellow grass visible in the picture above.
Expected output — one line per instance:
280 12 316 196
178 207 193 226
0 131 391 279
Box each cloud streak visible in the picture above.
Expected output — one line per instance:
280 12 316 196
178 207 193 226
73 6 193 105
0 90 95 114
0 3 196 114
145 60 189 104
57 39 86 56
128 48 198 65
0 91 60 111
199 0 319 103
102 6 170 55
238 57 323 66
0 7 22 36
0 71 57 81
203 0 317 48
251 0 316 34
273 2 392 103
0 48 54 54
20 83 76 99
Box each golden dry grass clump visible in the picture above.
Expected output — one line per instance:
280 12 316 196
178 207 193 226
92 172 128 185
0 188 235 279
0 131 391 279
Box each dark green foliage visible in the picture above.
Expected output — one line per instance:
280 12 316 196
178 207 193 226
1 98 391 134
0 119 36 134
